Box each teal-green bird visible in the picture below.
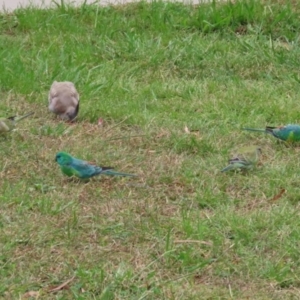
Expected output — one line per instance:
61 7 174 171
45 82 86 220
55 152 137 179
0 112 34 134
243 124 300 142
221 146 262 172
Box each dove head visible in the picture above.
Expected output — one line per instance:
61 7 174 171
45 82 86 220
55 152 73 166
66 102 79 121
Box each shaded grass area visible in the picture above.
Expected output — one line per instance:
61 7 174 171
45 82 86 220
1 0 300 298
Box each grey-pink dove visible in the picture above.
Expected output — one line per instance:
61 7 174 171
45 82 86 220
48 81 79 121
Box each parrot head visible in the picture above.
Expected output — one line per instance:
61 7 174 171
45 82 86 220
55 152 72 166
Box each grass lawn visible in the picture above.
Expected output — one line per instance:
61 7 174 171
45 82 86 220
1 0 300 298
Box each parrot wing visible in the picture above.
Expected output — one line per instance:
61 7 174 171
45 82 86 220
270 124 300 142
70 157 105 178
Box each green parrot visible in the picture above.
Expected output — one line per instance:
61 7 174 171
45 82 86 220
221 146 262 172
242 124 300 142
55 151 137 179
0 112 34 134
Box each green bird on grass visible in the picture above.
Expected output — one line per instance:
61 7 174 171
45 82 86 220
55 151 137 179
0 112 34 134
221 146 262 172
242 124 300 142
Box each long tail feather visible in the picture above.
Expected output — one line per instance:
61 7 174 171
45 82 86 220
242 127 266 133
102 169 137 177
221 165 235 172
15 112 34 122
221 161 251 172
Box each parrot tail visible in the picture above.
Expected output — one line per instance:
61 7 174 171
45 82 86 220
221 165 235 172
15 112 34 122
242 127 266 133
102 169 137 177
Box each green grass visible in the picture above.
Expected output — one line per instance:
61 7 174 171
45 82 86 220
2 0 300 298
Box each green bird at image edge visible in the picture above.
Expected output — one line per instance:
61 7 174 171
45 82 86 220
243 124 300 142
0 112 34 134
55 152 137 179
